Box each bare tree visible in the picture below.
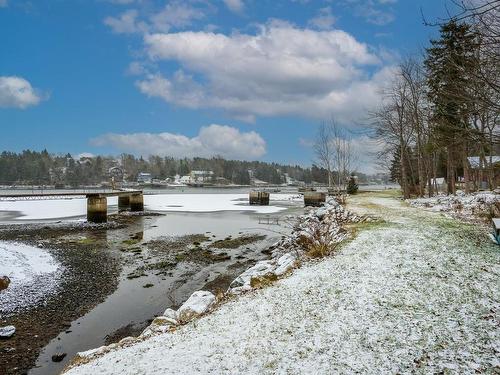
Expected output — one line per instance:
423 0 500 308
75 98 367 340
314 118 358 201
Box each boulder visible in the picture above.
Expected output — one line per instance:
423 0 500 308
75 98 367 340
177 291 216 322
0 276 10 291
229 260 275 289
274 253 297 276
152 316 177 327
163 308 178 321
0 325 15 339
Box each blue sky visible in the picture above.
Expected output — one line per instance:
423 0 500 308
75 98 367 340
0 0 458 172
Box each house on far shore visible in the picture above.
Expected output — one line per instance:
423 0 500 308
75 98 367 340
137 172 152 184
190 170 214 183
467 156 500 190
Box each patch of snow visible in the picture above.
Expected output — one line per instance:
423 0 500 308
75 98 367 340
0 241 63 315
408 191 499 222
0 197 117 221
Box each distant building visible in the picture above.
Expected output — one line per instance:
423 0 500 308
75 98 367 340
284 173 299 186
467 156 500 189
137 172 152 184
190 170 214 183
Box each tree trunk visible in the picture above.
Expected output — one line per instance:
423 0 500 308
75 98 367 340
400 142 409 199
463 141 470 194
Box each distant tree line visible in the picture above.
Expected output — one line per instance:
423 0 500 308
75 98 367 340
370 4 500 198
0 149 364 187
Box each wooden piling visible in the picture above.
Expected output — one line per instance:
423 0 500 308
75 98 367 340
249 191 270 205
118 195 130 212
304 192 326 207
129 193 144 212
87 195 107 223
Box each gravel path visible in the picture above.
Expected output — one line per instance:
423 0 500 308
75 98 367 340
65 193 500 374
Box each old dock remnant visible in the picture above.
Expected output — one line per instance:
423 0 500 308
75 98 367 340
87 191 143 222
87 195 108 223
249 191 270 205
304 192 326 207
129 193 144 212
118 195 130 212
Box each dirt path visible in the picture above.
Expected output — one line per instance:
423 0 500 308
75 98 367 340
66 191 500 374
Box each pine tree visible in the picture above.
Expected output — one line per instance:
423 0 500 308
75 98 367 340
425 20 478 194
346 175 358 195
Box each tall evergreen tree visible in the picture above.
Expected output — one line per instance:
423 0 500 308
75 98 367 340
425 20 478 194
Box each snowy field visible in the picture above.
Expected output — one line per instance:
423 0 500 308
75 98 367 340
65 194 500 374
0 241 63 315
0 194 300 220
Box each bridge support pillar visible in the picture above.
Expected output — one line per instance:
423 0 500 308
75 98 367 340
87 196 107 223
249 191 270 205
118 195 130 212
130 193 144 212
304 192 326 207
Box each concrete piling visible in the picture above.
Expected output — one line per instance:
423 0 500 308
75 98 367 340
118 195 130 212
304 192 326 207
87 195 107 223
249 191 270 205
130 193 144 212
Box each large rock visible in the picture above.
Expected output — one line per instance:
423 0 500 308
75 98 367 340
274 253 297 276
230 260 275 290
0 325 15 339
177 291 216 322
163 308 178 321
0 276 10 291
140 316 177 338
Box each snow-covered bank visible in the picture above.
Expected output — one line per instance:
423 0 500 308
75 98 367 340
64 194 500 374
0 194 300 220
0 241 63 315
407 191 499 222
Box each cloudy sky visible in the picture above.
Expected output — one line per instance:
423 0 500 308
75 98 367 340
0 0 457 173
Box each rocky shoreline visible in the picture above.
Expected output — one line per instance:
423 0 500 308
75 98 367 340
64 199 370 372
0 210 285 375
0 221 122 375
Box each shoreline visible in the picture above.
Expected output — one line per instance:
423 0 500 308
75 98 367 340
0 208 294 375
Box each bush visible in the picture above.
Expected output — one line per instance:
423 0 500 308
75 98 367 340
346 176 358 195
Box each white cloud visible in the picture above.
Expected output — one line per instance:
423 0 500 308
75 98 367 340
349 135 386 174
0 76 44 109
0 0 7 8
223 0 244 14
309 7 336 30
137 22 391 123
104 2 207 34
299 134 386 174
343 0 396 25
150 2 206 33
91 124 266 160
104 9 147 34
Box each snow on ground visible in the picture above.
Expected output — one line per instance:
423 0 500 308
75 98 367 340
408 191 499 221
0 241 63 315
65 194 500 374
0 194 300 220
